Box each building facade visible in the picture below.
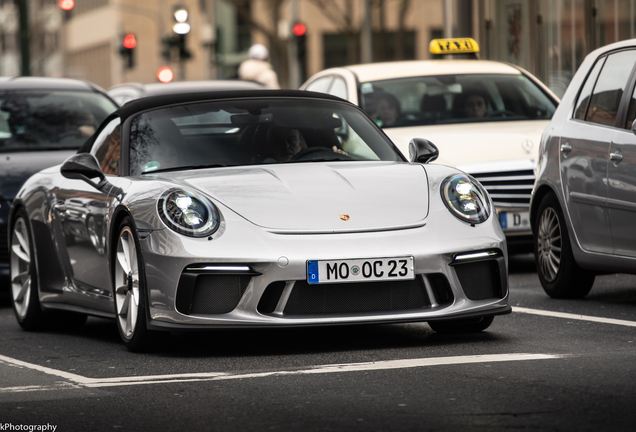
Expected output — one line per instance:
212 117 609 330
2 0 636 94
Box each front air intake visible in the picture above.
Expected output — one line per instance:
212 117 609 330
176 271 253 315
453 260 504 300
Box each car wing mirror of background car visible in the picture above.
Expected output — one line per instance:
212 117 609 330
60 153 122 195
409 138 439 164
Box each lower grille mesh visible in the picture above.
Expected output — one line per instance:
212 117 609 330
454 260 502 300
283 278 429 315
187 274 251 315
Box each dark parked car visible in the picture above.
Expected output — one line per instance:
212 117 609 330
0 77 118 282
531 38 636 298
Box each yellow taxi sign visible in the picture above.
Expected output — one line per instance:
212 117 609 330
429 38 480 55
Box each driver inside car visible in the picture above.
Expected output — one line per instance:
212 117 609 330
267 126 307 162
265 125 347 163
462 93 488 119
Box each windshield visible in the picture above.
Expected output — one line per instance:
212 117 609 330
129 98 403 176
0 90 117 151
360 73 557 128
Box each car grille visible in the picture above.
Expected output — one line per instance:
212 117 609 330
470 169 534 209
282 278 431 316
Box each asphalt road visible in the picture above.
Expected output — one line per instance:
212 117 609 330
0 253 635 432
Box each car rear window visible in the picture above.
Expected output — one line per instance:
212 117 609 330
360 73 557 128
0 90 117 151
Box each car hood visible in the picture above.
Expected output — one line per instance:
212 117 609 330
383 120 549 167
0 149 76 201
163 162 429 232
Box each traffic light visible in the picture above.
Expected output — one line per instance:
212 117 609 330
120 33 136 69
292 22 307 37
157 67 174 83
58 0 74 10
292 22 307 81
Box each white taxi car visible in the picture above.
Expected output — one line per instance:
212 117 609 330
301 38 559 252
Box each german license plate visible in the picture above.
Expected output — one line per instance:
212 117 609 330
307 256 414 284
498 211 530 231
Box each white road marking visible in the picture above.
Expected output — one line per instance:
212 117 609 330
0 353 560 391
513 306 636 327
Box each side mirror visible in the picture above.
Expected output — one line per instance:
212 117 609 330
61 153 107 190
408 138 439 164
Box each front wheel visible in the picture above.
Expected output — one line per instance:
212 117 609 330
534 193 595 298
10 211 45 330
114 217 154 352
428 316 494 334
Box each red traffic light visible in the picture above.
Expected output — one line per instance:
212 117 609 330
157 67 174 83
58 0 74 10
292 22 307 37
122 34 137 50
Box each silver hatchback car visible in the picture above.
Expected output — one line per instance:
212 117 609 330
531 38 636 298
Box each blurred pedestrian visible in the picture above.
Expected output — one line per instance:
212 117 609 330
238 44 280 89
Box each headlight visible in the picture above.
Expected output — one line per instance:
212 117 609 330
157 189 219 237
441 174 490 224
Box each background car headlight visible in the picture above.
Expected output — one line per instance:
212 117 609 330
441 174 490 224
158 189 219 237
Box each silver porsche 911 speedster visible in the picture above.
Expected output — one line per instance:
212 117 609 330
8 90 510 351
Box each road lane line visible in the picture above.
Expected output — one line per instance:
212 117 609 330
513 306 636 327
0 383 82 393
0 354 93 384
85 353 561 388
0 353 560 390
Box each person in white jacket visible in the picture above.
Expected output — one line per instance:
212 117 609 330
238 44 280 89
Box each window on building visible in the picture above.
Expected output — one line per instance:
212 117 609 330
323 31 415 69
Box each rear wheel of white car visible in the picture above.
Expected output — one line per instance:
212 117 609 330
428 316 494 334
534 193 594 298
114 217 153 352
10 211 46 330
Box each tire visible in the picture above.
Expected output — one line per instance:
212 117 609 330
534 193 595 298
114 217 154 352
428 316 494 334
10 210 46 330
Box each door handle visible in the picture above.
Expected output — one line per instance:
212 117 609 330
610 151 623 162
560 141 572 153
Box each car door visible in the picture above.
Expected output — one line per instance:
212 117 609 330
559 50 636 254
607 66 636 257
54 117 121 302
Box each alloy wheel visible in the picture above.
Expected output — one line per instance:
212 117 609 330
115 227 140 339
10 218 32 319
537 207 562 282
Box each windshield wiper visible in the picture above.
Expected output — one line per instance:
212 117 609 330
143 163 231 174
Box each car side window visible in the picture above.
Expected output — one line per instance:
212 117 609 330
90 117 121 175
584 50 636 127
625 78 636 129
329 77 348 100
573 57 605 120
305 76 333 94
